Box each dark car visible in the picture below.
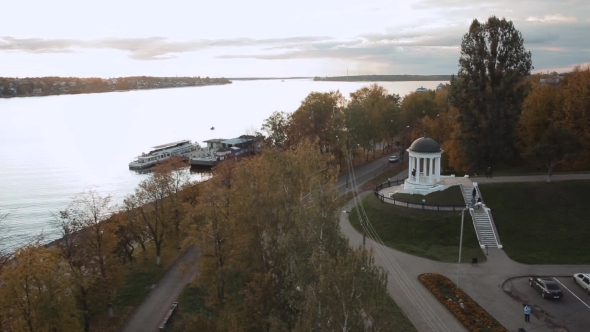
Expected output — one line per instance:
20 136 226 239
529 277 564 299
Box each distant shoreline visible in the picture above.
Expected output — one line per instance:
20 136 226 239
314 75 453 82
228 75 453 82
0 76 231 99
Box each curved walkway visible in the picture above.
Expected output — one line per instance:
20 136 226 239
340 173 590 332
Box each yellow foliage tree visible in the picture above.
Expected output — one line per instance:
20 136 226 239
0 244 81 332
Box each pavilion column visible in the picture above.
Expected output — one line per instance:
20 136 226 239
429 157 434 184
416 157 421 182
408 156 413 179
436 157 441 182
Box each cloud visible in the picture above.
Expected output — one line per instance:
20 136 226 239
526 14 578 24
0 36 333 60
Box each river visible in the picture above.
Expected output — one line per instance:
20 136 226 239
0 79 446 250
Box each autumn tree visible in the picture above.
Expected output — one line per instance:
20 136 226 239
0 243 81 332
518 83 581 181
349 84 399 159
261 110 293 150
185 160 244 308
561 65 590 167
449 16 533 171
289 91 346 155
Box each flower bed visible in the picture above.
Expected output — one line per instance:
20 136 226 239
419 273 508 332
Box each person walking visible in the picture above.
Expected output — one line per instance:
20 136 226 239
472 187 477 199
524 304 531 322
487 166 492 178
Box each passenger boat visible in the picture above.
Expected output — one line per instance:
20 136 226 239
129 140 199 170
416 86 427 93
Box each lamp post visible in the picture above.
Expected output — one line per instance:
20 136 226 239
457 206 470 289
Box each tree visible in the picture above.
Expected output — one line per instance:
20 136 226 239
349 84 395 159
561 65 590 167
289 91 346 155
519 84 581 182
55 190 121 319
0 243 81 332
124 167 175 266
199 161 245 307
262 111 293 150
449 16 533 171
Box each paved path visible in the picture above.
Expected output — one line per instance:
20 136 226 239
336 152 405 194
340 172 590 332
121 246 199 332
472 173 590 184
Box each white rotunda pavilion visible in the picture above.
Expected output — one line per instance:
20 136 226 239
403 135 446 194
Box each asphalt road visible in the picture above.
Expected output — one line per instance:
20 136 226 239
120 246 199 332
504 276 590 332
335 152 406 194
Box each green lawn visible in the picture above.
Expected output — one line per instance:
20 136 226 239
479 180 590 264
349 195 485 263
392 185 465 206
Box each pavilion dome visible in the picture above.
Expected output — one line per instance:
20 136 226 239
408 136 441 153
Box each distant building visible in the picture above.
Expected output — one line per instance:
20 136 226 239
203 139 226 150
69 81 77 87
33 88 43 94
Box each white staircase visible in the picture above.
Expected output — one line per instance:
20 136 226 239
460 184 501 249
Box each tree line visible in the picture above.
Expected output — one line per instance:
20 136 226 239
313 75 452 82
0 76 232 97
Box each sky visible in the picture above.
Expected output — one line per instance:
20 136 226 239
1 0 589 78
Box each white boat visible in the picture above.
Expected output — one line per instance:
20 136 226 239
416 86 427 93
129 140 199 170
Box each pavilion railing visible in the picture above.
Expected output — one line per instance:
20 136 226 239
374 179 466 212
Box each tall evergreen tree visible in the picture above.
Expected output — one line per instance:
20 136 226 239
449 16 532 171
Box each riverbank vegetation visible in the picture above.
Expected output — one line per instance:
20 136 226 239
0 158 197 331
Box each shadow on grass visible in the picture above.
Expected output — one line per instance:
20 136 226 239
480 180 590 264
349 195 485 263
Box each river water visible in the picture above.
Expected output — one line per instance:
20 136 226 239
0 79 445 250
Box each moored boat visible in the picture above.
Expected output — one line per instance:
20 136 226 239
129 140 199 170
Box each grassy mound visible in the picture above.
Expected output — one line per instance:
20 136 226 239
349 195 485 263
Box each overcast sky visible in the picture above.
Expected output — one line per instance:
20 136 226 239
1 0 588 78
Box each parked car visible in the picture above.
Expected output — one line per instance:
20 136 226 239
529 277 564 299
573 273 590 294
388 155 399 163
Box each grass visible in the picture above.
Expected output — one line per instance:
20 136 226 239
382 294 418 332
392 185 465 206
90 239 183 332
349 195 485 263
168 284 213 332
479 180 590 264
